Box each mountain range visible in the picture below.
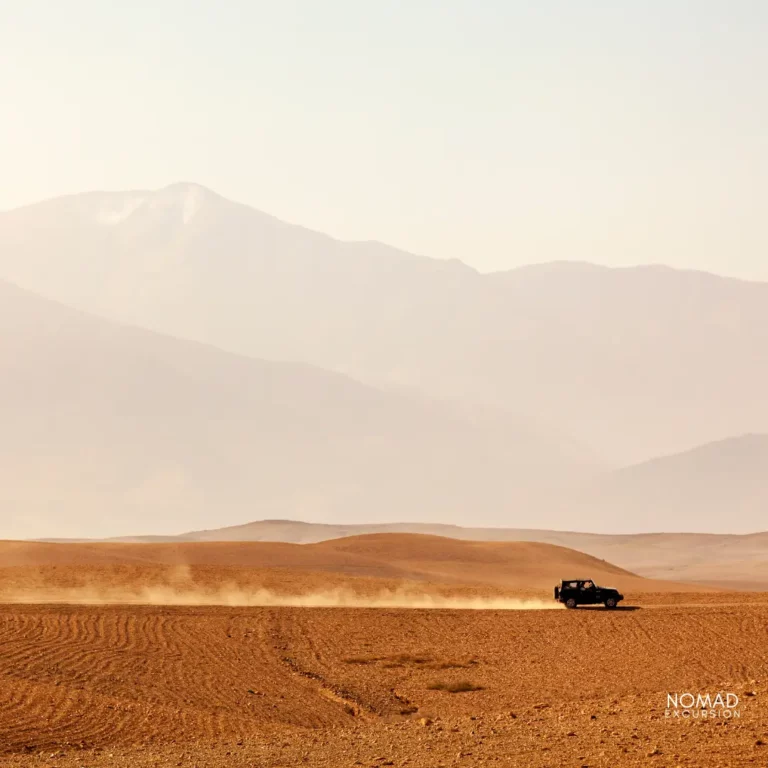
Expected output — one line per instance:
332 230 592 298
1 183 767 538
94 518 768 590
0 278 586 540
3 184 768 464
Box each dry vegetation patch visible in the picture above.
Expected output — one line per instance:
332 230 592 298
427 680 484 694
342 652 478 669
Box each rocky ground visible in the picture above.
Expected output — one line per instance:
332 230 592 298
0 598 766 767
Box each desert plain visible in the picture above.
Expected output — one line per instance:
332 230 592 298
0 534 766 768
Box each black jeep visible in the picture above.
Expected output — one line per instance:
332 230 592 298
554 579 624 609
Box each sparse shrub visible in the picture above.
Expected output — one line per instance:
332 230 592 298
391 653 432 665
427 680 483 694
343 652 479 671
346 652 435 667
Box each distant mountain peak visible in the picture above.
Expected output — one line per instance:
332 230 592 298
149 182 217 223
81 182 220 226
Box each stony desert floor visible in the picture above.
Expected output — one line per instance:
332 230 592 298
0 597 766 767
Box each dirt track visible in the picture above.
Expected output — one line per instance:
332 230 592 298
1 600 766 767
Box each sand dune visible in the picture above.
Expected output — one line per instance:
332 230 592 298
0 534 696 605
141 519 768 589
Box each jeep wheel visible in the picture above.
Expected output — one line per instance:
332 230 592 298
605 597 617 609
565 598 577 609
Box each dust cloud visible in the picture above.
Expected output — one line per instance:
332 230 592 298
2 585 563 610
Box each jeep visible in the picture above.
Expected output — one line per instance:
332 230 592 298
554 579 624 609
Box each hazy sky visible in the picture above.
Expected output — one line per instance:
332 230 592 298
2 1 767 278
